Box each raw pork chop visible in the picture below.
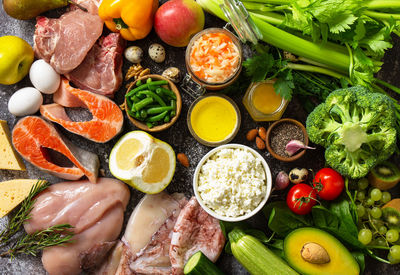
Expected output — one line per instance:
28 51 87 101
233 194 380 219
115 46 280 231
170 197 225 274
24 178 130 275
66 33 125 97
34 8 103 74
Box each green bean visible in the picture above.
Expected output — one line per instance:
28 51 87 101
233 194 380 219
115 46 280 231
140 109 147 118
170 99 176 116
147 111 168 122
126 96 133 111
155 88 163 96
147 80 168 86
133 97 153 112
146 78 152 84
131 95 140 103
164 115 170 123
146 122 154 128
126 83 149 97
136 80 142 86
147 106 173 114
160 87 176 99
138 90 166 106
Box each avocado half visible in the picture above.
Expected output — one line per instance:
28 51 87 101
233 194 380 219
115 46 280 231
283 227 359 275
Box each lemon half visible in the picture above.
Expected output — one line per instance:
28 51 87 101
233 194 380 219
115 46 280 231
109 131 176 194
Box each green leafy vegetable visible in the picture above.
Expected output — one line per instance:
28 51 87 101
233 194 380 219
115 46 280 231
306 85 397 178
263 201 311 236
197 0 400 92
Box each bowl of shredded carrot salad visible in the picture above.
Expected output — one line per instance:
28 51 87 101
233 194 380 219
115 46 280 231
185 28 242 90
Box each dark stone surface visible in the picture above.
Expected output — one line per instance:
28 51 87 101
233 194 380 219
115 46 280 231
0 2 399 275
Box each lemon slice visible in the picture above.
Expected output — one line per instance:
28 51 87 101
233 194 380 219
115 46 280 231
109 131 176 194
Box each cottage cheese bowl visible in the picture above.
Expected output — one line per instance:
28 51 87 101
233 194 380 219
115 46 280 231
193 144 272 221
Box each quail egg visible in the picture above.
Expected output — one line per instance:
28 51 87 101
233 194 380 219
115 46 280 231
124 46 143 63
289 168 309 184
148 43 165 63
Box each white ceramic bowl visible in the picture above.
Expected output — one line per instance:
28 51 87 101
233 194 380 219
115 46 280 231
193 144 272 222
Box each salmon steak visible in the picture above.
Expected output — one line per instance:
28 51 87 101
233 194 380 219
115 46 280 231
40 78 123 143
12 116 99 183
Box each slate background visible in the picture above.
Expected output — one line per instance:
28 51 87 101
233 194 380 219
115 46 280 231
1 1 400 274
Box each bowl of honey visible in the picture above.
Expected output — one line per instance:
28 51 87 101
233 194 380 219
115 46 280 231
242 80 288 121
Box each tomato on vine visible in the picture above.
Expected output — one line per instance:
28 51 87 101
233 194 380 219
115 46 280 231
313 168 344 201
286 184 318 215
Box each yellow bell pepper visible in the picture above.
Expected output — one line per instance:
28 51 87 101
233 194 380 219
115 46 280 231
98 0 159 41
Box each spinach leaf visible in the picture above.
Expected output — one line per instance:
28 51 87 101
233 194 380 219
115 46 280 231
311 206 365 250
264 201 311 237
329 197 358 236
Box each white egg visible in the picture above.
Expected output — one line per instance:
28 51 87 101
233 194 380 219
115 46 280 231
8 87 43 116
29 59 60 94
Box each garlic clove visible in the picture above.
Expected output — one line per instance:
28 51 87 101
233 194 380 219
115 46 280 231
285 140 315 156
275 171 290 190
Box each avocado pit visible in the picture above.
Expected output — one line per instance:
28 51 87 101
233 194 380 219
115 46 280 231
301 242 330 264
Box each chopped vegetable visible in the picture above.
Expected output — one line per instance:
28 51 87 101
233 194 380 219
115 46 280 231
197 0 400 90
183 251 224 275
189 31 240 83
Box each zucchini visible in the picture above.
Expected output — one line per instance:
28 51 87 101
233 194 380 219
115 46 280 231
229 228 299 275
184 251 224 275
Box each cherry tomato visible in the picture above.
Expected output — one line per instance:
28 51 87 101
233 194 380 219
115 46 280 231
286 184 317 215
313 168 344 201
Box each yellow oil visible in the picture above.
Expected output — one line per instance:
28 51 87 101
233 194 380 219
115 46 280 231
252 82 283 114
190 96 237 142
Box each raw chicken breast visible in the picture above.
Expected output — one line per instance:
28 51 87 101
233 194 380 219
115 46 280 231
24 178 130 275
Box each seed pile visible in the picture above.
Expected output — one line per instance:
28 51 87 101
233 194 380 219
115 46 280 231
270 123 303 157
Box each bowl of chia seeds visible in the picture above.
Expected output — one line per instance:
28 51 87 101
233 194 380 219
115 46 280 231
265 118 309 162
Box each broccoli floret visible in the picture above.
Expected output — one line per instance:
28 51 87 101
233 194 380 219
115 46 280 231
306 86 397 179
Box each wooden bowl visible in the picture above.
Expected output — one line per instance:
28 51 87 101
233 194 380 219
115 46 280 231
265 118 309 162
124 74 182 132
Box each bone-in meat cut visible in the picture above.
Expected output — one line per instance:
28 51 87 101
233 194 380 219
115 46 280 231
66 33 125 97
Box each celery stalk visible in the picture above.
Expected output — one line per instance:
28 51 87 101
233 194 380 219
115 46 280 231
197 0 351 73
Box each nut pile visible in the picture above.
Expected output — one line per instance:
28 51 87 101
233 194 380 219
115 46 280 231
246 127 267 150
125 63 150 81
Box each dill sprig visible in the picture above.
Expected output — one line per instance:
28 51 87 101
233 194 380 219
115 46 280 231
0 224 74 258
0 180 50 245
0 180 75 258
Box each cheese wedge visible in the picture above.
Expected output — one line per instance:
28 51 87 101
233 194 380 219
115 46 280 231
0 179 44 218
0 120 25 170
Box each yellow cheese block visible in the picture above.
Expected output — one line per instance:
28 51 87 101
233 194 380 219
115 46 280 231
0 179 45 218
0 120 25 170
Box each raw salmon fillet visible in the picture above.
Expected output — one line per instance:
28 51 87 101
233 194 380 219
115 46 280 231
40 78 123 143
12 116 99 183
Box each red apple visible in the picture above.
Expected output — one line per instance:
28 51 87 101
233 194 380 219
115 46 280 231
154 0 205 47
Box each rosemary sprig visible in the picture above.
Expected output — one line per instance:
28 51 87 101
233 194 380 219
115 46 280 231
0 224 74 258
0 180 50 245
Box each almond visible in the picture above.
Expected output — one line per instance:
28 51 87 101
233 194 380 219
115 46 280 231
177 153 190 167
256 136 266 150
258 126 267 141
246 129 258 141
